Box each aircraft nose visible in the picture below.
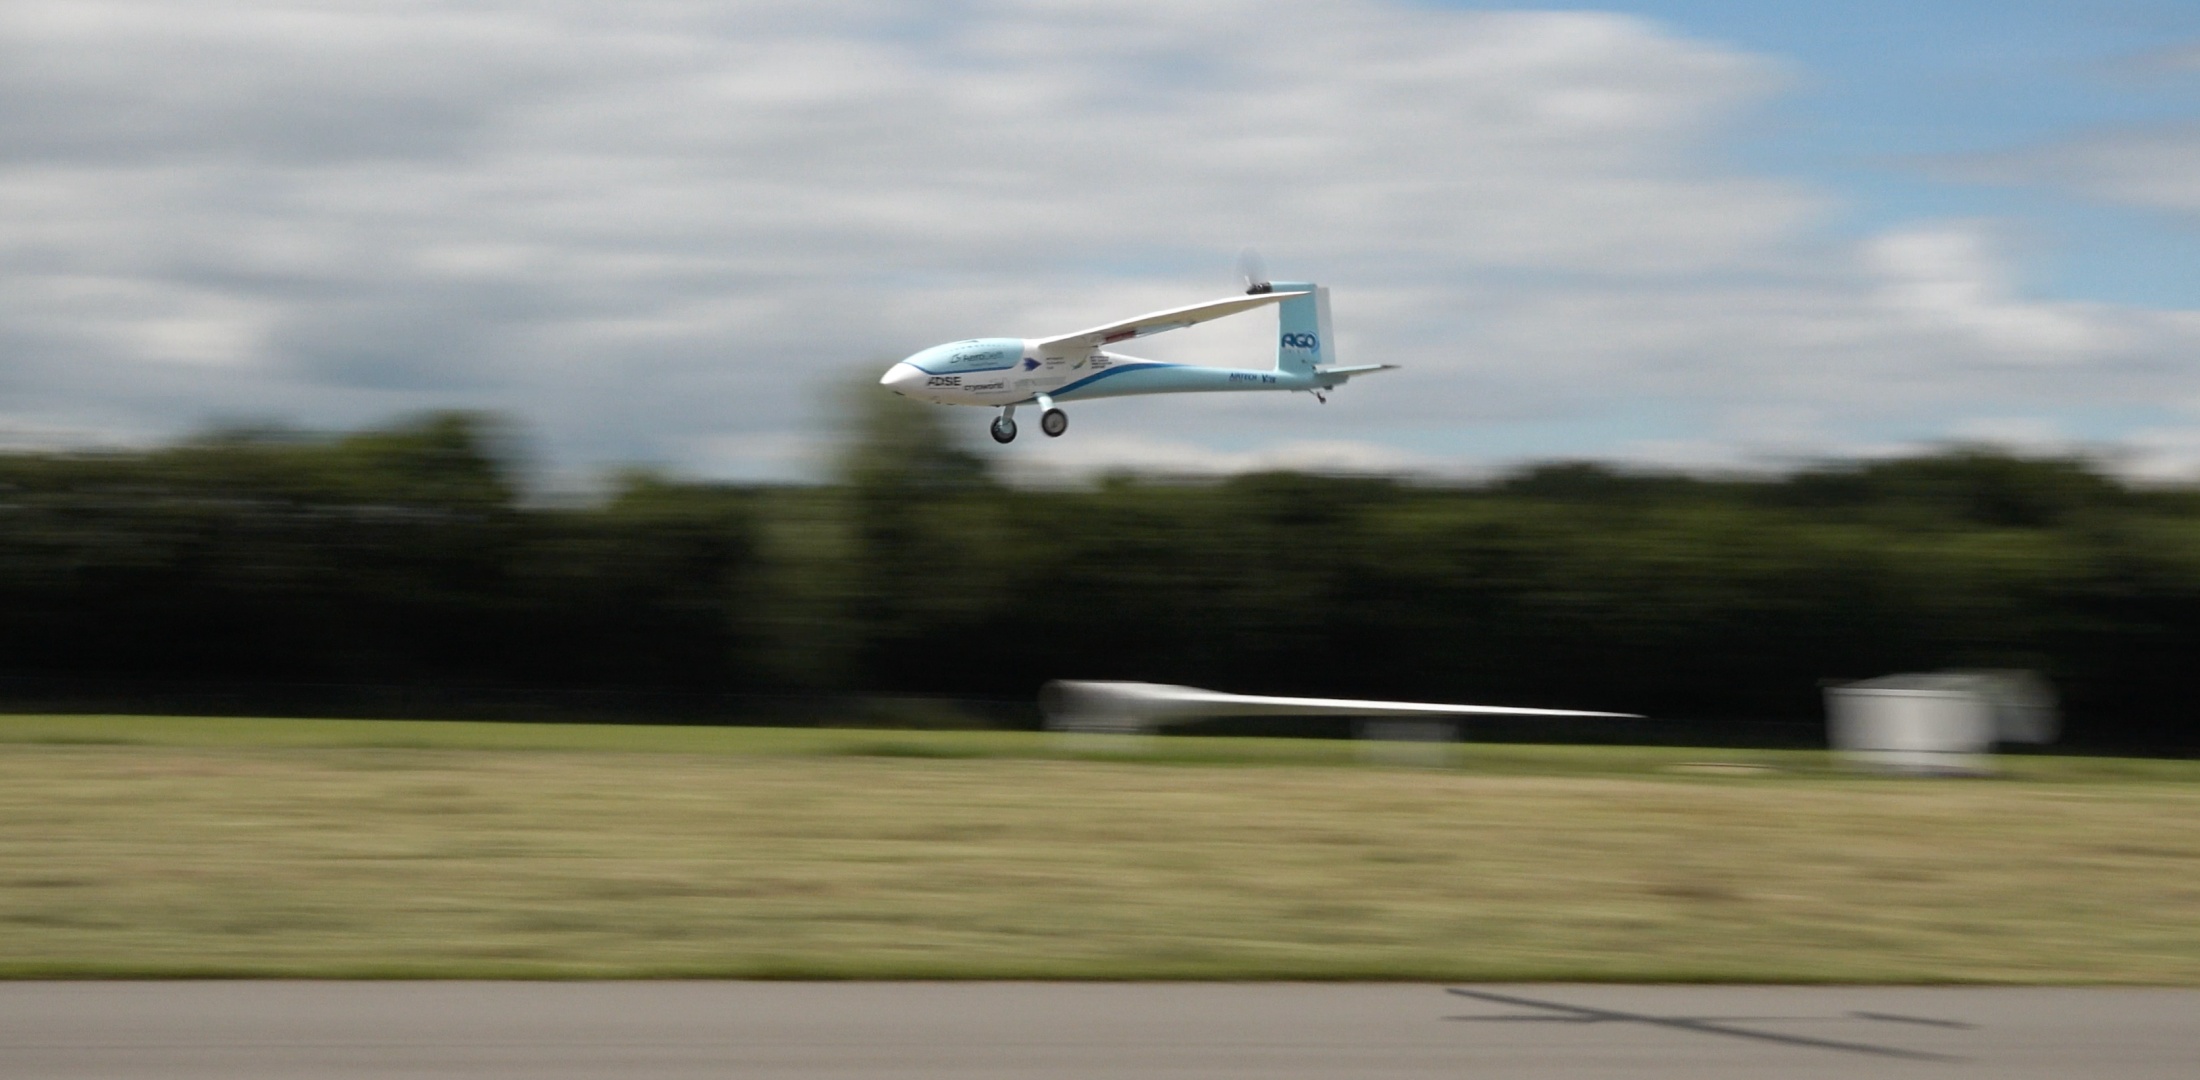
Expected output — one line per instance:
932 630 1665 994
880 362 921 393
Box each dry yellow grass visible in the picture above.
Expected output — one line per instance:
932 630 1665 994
2 717 2198 981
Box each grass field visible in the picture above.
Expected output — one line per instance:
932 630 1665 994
3 714 2198 982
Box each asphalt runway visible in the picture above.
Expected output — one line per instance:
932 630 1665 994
2 982 2194 1078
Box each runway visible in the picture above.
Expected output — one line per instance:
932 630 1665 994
2 982 2194 1078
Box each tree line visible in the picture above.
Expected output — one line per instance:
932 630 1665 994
3 398 2196 751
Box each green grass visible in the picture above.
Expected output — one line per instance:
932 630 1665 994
2 713 2198 981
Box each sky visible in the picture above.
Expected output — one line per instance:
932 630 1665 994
3 1 2198 484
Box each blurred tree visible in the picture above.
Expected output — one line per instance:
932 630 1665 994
833 376 1014 691
1775 447 2125 528
837 376 991 499
1 414 2197 751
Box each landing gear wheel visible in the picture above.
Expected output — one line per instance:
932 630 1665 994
990 416 1018 444
1040 408 1068 438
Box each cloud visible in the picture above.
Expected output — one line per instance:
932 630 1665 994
997 433 1454 485
2117 41 2200 76
1863 224 2122 360
3 1 2199 483
2121 426 2200 484
1945 125 2200 216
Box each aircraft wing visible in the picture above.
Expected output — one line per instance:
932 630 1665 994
1042 680 1640 732
1033 290 1309 351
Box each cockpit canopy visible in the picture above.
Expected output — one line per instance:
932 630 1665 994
900 338 1025 374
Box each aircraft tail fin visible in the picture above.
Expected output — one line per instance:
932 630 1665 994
1268 282 1331 376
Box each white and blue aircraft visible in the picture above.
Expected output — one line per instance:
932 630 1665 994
879 274 1396 443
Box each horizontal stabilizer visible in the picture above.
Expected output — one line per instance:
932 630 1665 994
1315 364 1398 378
1035 291 1309 351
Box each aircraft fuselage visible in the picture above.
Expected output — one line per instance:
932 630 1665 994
880 336 1322 407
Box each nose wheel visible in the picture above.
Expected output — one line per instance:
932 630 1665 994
1040 408 1068 438
989 414 1017 444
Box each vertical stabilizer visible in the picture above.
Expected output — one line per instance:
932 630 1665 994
1270 282 1332 375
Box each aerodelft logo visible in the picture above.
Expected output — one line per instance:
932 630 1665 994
1280 333 1318 350
1022 357 1040 371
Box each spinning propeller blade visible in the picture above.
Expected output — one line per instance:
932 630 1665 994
1236 247 1271 295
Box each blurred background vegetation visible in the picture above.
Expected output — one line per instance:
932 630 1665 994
4 392 2197 753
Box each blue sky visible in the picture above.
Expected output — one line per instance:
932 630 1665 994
2 2 2198 483
1501 1 2200 305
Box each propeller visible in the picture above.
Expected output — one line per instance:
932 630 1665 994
1236 247 1271 295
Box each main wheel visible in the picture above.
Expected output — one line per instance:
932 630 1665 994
989 416 1017 444
1040 408 1068 438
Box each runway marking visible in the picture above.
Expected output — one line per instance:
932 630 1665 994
1853 1010 1977 1029
1444 988 1961 1062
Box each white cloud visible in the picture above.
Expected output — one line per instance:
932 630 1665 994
2120 425 2200 484
2 1 2199 482
1945 415 2079 450
1863 224 2120 361
997 432 1452 485
1947 125 2200 216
